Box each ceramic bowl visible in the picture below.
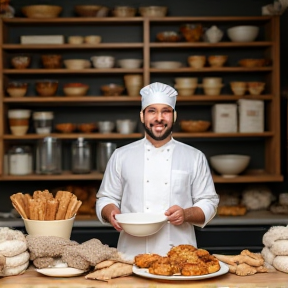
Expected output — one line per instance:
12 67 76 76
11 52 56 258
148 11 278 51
98 121 115 133
64 59 91 70
63 83 89 96
174 85 197 96
116 119 137 134
151 61 182 69
35 80 58 96
238 58 270 68
187 56 206 68
202 77 223 86
74 5 109 17
180 23 203 42
209 154 251 177
11 55 31 69
227 25 259 42
180 120 211 132
101 84 125 96
91 56 115 69
112 6 136 17
84 35 102 44
138 6 168 17
23 216 75 239
117 59 143 69
174 77 198 87
55 123 76 133
230 82 247 96
202 85 224 96
115 213 167 237
247 82 265 95
156 31 181 42
67 36 84 45
7 82 28 97
77 123 97 133
208 55 228 67
41 54 62 69
21 5 62 18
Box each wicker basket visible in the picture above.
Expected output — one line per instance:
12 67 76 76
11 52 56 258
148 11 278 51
21 5 62 18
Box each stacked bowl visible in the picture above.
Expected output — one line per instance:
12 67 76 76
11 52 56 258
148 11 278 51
174 77 198 96
200 77 224 96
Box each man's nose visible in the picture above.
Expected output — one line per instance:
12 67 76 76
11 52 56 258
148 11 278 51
155 111 163 121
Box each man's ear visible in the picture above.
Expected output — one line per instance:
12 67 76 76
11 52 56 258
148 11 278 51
174 111 177 122
140 111 144 123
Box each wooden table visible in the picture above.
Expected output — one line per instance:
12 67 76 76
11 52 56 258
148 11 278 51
1 265 288 288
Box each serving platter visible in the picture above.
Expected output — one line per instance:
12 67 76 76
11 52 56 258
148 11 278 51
132 261 229 281
36 267 86 277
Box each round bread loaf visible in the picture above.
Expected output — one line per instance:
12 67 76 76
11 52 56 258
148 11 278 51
0 240 27 257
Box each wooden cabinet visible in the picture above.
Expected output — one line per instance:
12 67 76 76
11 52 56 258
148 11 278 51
0 16 283 184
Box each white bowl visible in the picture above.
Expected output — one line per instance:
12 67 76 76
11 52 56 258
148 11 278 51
115 213 167 237
117 59 143 69
23 216 75 239
151 61 182 69
210 154 251 178
8 109 31 118
227 26 259 42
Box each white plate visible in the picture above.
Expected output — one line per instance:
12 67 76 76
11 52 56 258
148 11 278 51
36 267 86 277
132 261 229 281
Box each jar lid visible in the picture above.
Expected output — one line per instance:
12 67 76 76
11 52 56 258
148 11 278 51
33 111 54 120
8 109 31 118
9 145 31 154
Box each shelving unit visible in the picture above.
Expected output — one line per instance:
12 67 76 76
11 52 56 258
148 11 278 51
0 15 283 184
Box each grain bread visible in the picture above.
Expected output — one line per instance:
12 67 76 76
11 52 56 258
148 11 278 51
85 262 133 281
5 251 29 267
0 240 27 257
0 261 29 276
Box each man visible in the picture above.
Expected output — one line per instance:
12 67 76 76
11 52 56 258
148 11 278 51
96 82 219 258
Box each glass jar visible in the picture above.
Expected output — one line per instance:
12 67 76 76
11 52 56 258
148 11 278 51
8 146 32 175
33 111 54 134
71 138 91 174
36 137 61 174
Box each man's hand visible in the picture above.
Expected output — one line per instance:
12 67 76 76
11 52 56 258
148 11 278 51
101 204 122 231
165 205 185 225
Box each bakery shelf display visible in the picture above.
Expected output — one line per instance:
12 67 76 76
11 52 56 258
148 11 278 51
0 15 282 184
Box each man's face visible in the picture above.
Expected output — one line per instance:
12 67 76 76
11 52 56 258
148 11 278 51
142 104 174 141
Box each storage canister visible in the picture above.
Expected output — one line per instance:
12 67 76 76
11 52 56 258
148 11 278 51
36 137 61 174
8 146 32 175
96 142 117 173
33 111 54 134
71 138 91 174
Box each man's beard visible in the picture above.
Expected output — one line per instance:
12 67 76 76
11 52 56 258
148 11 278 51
143 122 173 141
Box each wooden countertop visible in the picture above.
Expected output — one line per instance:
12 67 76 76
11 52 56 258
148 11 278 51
1 265 288 288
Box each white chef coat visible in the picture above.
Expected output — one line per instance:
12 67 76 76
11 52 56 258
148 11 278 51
96 137 219 259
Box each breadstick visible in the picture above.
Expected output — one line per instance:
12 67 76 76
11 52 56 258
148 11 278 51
23 194 32 218
55 191 72 220
45 199 59 220
28 199 38 220
37 199 46 221
10 193 27 219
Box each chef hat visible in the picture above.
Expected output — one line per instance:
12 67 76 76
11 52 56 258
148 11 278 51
140 82 178 111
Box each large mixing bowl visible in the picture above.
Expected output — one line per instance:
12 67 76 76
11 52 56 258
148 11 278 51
115 213 167 237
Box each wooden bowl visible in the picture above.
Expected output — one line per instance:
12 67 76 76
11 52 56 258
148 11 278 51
78 123 97 133
55 123 76 133
180 120 211 133
11 56 31 69
41 54 62 69
238 58 270 68
63 83 89 96
74 5 109 17
35 80 58 96
101 84 125 96
21 5 62 18
156 31 181 42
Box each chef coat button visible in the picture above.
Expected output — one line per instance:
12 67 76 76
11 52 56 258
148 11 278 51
147 180 149 183
147 158 149 160
146 207 149 210
166 159 169 161
165 182 167 185
167 149 170 151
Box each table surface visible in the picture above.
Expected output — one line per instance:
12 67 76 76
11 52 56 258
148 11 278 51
1 265 288 288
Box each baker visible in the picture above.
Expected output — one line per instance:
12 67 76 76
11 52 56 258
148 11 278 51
96 82 219 258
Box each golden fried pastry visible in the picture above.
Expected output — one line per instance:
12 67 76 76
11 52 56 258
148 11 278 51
148 257 175 276
181 263 209 276
134 253 162 268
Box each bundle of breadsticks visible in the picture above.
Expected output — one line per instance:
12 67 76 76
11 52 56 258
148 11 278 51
10 190 82 220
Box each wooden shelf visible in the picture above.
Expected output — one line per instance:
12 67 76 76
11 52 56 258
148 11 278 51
0 170 282 182
0 15 282 184
2 132 274 140
3 95 273 104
